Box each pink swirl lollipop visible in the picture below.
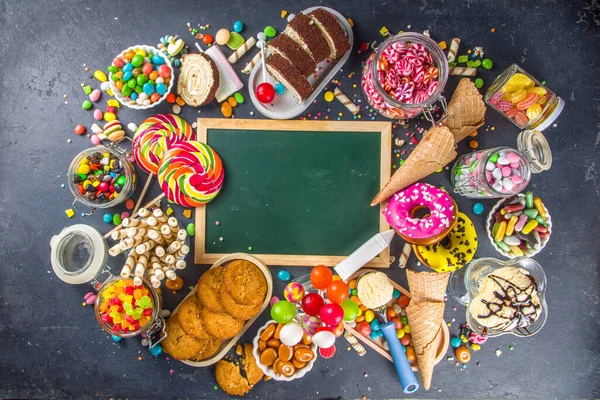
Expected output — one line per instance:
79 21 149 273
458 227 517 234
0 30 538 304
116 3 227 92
132 114 195 175
386 69 400 90
394 59 414 77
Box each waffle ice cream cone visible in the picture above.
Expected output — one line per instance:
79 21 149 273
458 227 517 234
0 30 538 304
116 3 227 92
443 78 486 143
371 126 457 206
406 300 445 390
406 269 450 303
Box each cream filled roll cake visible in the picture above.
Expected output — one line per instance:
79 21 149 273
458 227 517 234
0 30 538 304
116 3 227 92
265 54 313 102
267 34 317 77
308 8 351 59
284 12 330 63
177 53 219 107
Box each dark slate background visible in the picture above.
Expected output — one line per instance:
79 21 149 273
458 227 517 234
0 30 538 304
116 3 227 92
1 0 599 398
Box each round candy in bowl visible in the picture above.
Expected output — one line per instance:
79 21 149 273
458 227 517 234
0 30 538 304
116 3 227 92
486 191 551 258
252 320 317 382
108 45 173 109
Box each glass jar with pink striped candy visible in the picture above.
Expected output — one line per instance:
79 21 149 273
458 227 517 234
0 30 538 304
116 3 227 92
361 32 448 122
451 130 552 198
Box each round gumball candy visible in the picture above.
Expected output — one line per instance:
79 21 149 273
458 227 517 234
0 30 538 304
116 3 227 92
256 82 276 103
158 64 171 79
233 20 244 33
271 300 297 324
356 321 371 336
279 322 304 346
326 280 349 304
301 314 322 336
312 328 335 348
310 265 333 289
340 299 360 321
284 282 305 303
319 303 344 326
301 292 324 316
450 337 462 348
398 294 411 308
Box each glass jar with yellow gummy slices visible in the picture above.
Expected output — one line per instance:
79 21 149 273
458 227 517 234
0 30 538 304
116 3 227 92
485 64 564 131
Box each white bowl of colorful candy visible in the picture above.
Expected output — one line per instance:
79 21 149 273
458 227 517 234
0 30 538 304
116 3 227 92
486 191 552 258
108 45 174 110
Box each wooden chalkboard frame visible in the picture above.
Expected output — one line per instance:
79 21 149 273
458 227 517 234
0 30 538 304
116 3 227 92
194 118 392 267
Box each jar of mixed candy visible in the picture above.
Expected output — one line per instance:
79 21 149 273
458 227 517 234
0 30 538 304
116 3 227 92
451 130 552 198
68 144 136 213
95 276 162 337
361 32 448 122
485 64 564 130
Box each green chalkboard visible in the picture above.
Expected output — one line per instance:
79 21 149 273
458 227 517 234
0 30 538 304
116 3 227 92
195 119 391 267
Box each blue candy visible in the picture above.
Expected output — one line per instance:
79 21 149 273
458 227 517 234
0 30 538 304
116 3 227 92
369 330 378 340
143 83 155 95
111 334 122 342
376 329 384 338
152 55 165 65
123 63 133 73
130 92 138 101
370 318 381 331
450 337 462 348
392 289 400 298
156 83 167 95
122 71 133 82
233 20 244 33
149 344 163 356
473 202 484 215
103 213 113 224
274 83 285 95
277 269 291 282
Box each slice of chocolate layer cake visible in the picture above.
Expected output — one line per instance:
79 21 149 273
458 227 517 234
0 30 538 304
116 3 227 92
268 34 317 77
266 54 313 102
284 12 330 63
308 8 351 59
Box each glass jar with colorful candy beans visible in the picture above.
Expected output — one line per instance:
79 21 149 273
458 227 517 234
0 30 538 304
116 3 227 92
95 276 162 337
361 32 448 121
451 130 552 199
485 64 564 131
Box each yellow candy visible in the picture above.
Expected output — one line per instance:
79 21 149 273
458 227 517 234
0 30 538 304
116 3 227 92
93 70 107 82
107 99 120 108
65 209 75 218
506 215 519 236
506 73 533 88
364 310 375 323
403 324 411 334
80 157 89 164
397 329 405 339
135 49 147 57
510 245 524 257
324 91 334 102
495 221 507 241
106 88 114 97
78 164 91 175
528 86 547 97
92 180 100 188
510 89 528 104
82 179 92 187
104 112 116 122
526 104 542 121
521 220 538 235
533 197 547 217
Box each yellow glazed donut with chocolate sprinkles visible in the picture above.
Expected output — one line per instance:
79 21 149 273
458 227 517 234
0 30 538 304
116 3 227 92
413 212 477 273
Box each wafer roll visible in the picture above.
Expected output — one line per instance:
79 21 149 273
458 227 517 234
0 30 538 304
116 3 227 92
119 236 144 250
137 208 150 218
136 240 157 255
165 268 177 280
146 216 158 227
152 208 168 223
167 217 180 231
122 218 148 228
160 225 174 241
135 255 148 277
166 240 181 254
447 38 460 62
334 88 359 115
150 275 161 288
399 243 412 268
153 267 165 280
228 37 256 64
161 254 176 265
150 255 162 270
449 67 476 76
133 276 143 286
175 260 186 270
177 229 187 242
109 243 122 257
241 51 262 74
173 245 190 260
344 331 367 356
148 229 167 245
111 230 128 240
126 227 147 238
155 245 166 257
120 253 137 278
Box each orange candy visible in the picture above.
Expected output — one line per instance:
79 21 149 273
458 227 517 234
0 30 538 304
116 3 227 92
326 280 349 303
115 80 124 91
310 265 333 289
150 93 161 103
149 70 159 81
166 93 176 103
455 346 471 363
516 92 538 110
176 96 186 106
386 307 397 320
123 51 135 61
348 279 357 290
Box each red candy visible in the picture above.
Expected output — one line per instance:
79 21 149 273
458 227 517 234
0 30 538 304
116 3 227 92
113 57 125 68
356 321 372 336
158 65 171 79
319 345 336 359
256 82 276 103
202 34 213 44
397 294 411 308
74 124 85 135
301 292 324 316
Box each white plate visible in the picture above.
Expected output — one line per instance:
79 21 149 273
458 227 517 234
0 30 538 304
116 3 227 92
249 6 354 119
170 253 273 367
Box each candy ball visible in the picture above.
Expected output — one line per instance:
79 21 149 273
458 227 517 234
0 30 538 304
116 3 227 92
233 20 244 33
270 300 296 324
149 344 163 356
472 202 484 215
264 26 276 38
450 337 462 348
482 58 494 70
455 346 471 363
131 54 144 67
356 321 371 336
284 282 305 303
319 303 344 326
279 322 304 346
103 213 113 223
274 83 285 95
310 265 332 289
301 292 324 316
256 82 276 103
312 328 335 348
277 269 291 282
74 124 86 135
301 314 322 335
215 29 230 45
326 280 349 304
340 299 360 321
158 64 171 79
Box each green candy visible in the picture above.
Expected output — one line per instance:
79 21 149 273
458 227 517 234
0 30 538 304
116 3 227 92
82 100 92 110
473 59 482 67
234 92 245 104
448 61 457 67
148 80 155 86
186 223 196 236
135 85 143 94
108 65 119 73
466 60 475 68
482 58 493 70
401 316 408 325
525 191 534 208
113 213 122 226
495 239 511 252
524 209 539 219
457 55 468 63
131 54 144 67
121 86 133 97
489 153 499 163
83 85 92 95
116 175 126 186
226 32 245 50
127 78 137 88
475 78 484 88
111 73 118 82
248 246 253 251
535 215 548 227
264 26 276 38
136 74 148 85
491 222 500 237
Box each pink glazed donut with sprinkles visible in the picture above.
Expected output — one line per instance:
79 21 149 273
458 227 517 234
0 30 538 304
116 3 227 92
384 182 458 245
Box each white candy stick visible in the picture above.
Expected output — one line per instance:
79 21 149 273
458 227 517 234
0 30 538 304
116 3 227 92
154 267 165 281
136 240 157 255
160 225 174 241
173 245 190 260
123 218 148 228
166 241 181 254
448 38 460 62
109 243 122 257
133 276 143 286
177 229 187 242
148 229 167 245
398 243 412 269
334 88 359 115
449 66 476 76
134 255 148 277
175 260 186 270
167 217 179 231
165 269 177 280
146 216 158 227
150 275 161 288
241 51 262 74
155 246 166 257
161 254 176 265
111 230 128 240
153 208 168 223
228 37 256 64
126 227 147 238
137 208 151 218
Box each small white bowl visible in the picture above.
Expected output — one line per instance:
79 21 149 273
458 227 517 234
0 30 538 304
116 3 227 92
109 45 173 110
486 194 552 258
252 320 317 382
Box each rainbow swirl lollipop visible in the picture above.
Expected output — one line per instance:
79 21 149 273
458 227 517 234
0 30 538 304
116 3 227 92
157 141 224 207
132 114 195 175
